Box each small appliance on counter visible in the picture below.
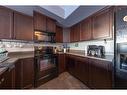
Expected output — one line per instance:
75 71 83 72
87 45 105 58
0 48 9 63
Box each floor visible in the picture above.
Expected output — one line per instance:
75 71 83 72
37 72 88 89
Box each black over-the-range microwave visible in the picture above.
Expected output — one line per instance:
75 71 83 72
34 31 56 43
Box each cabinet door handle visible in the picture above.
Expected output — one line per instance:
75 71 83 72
1 78 5 82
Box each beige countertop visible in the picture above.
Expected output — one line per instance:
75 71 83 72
0 51 34 68
66 52 114 62
56 51 113 62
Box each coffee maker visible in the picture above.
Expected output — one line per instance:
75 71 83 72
87 45 105 58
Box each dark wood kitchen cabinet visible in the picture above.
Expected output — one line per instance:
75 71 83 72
66 55 89 85
46 17 56 33
70 23 80 42
0 69 8 89
89 59 112 89
22 58 34 89
34 11 47 32
15 58 34 89
75 57 89 86
66 54 113 89
80 18 92 41
56 26 63 43
92 8 113 39
0 65 15 89
0 6 13 39
58 54 66 74
66 55 76 76
14 12 33 41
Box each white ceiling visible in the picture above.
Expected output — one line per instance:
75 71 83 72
41 6 79 19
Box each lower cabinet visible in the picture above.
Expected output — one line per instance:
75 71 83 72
58 54 66 74
75 57 89 86
66 54 113 89
66 55 76 75
89 59 112 89
15 57 34 89
0 65 15 89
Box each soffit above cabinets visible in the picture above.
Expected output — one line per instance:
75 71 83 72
5 5 106 27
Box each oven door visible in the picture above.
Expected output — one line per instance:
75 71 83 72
35 55 57 79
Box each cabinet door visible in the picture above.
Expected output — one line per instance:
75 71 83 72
15 60 22 89
47 17 56 33
0 6 13 39
14 12 33 41
56 26 63 43
80 18 92 41
89 59 112 89
70 24 80 42
6 66 15 89
58 54 66 74
70 27 74 42
0 69 8 89
93 8 113 39
22 58 34 89
15 58 34 89
66 56 76 75
0 66 15 89
34 11 46 31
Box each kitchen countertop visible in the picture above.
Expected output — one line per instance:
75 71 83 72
56 52 114 62
0 51 34 68
66 52 114 62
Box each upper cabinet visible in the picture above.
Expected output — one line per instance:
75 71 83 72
92 8 113 39
70 7 114 42
80 18 92 41
70 23 80 42
0 6 13 39
33 11 46 32
14 12 33 41
56 26 63 43
33 11 56 33
46 17 56 33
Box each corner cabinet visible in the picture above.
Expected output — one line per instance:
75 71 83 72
56 26 63 43
0 6 13 39
58 54 66 74
14 12 33 41
33 11 47 32
92 8 113 39
70 23 80 42
46 17 56 33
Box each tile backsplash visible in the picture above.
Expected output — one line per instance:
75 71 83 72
0 41 63 52
68 40 114 55
0 39 114 55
